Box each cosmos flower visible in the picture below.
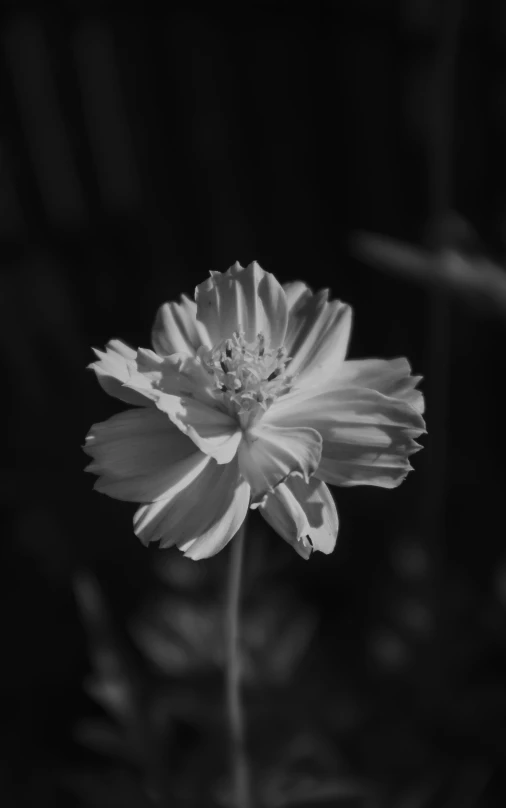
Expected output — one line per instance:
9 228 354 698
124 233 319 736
84 261 425 560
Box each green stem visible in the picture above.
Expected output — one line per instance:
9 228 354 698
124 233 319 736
225 521 251 808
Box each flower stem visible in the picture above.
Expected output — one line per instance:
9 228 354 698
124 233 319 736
225 521 252 808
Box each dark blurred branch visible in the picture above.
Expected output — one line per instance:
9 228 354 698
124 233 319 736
351 230 506 318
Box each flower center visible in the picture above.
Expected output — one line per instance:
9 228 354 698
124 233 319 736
202 331 294 425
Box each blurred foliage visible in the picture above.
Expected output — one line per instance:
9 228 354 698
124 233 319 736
3 1 506 807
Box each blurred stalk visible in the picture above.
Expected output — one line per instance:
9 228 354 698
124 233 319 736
74 571 171 807
423 0 463 691
225 521 252 808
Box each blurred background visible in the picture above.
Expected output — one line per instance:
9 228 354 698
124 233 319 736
3 1 506 806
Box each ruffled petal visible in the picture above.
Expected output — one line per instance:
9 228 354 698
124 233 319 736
267 380 424 488
337 357 424 414
120 348 174 401
259 482 311 559
151 294 211 356
238 423 322 504
126 348 216 402
284 289 352 388
259 476 339 557
196 261 288 349
84 407 206 501
178 478 250 560
283 280 312 311
123 370 183 420
266 377 424 431
121 348 241 463
167 397 243 464
89 339 150 406
133 459 250 559
304 387 426 488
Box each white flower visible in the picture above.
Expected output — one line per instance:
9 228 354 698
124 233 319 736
84 261 425 560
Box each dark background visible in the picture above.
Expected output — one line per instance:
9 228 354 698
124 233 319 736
3 1 506 806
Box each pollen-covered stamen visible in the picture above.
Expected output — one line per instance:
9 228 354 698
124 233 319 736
202 330 294 420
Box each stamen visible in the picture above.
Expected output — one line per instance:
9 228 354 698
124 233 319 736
201 330 294 423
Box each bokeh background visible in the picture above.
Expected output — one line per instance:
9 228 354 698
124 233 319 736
3 1 506 806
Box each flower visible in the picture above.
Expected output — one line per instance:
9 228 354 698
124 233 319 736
84 261 425 560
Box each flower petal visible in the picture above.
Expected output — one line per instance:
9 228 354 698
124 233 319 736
238 423 322 504
120 348 173 400
266 381 424 488
259 481 311 559
259 476 339 557
178 478 251 560
122 348 241 463
284 289 352 388
133 459 250 559
283 280 312 311
128 348 215 401
167 397 243 464
151 294 211 356
311 388 425 488
84 407 207 501
337 357 424 413
196 261 288 349
266 379 425 432
89 340 150 406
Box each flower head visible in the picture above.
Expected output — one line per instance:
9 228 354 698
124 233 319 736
84 261 425 560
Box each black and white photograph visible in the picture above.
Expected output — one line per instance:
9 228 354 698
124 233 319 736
3 2 506 806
